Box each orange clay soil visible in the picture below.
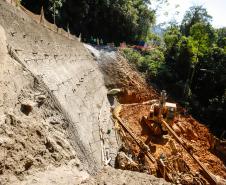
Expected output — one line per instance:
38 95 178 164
118 104 226 180
101 52 226 181
106 53 226 181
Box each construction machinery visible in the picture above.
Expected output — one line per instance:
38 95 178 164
141 90 177 136
112 89 218 185
113 90 218 185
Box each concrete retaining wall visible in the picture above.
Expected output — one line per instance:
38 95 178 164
0 0 118 173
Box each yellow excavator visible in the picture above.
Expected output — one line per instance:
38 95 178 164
141 90 177 136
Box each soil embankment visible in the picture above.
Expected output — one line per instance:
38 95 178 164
95 47 226 184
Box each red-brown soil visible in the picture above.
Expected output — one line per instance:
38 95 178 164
119 104 226 178
105 53 226 184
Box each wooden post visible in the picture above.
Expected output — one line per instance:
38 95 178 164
53 0 56 25
161 119 217 185
67 23 70 38
78 33 82 42
40 6 44 24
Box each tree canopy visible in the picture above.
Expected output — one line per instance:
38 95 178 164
124 5 226 136
22 0 155 44
163 6 226 135
64 0 155 44
181 6 212 36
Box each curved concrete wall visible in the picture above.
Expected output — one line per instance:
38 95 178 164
0 1 118 173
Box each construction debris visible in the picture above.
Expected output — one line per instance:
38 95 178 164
95 47 226 184
116 151 139 171
111 90 226 184
113 106 156 164
107 88 122 95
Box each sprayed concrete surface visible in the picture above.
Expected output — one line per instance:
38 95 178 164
0 1 120 184
0 22 87 184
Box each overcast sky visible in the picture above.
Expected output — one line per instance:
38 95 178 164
152 0 226 28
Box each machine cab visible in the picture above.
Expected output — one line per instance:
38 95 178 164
165 102 177 124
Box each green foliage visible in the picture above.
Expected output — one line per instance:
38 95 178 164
181 6 212 36
122 47 165 78
175 36 195 80
163 26 182 73
162 5 226 135
61 0 155 43
122 48 143 65
189 23 216 56
147 32 162 47
48 0 65 18
216 27 226 48
164 25 181 50
142 49 165 76
21 0 156 43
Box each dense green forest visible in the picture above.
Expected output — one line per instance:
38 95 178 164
123 6 226 136
21 0 226 136
21 0 155 44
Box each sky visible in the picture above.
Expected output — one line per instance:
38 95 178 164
151 0 226 28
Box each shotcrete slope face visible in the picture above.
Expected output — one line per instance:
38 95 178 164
0 0 118 181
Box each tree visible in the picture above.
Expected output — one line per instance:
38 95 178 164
216 27 226 48
48 0 65 24
122 47 165 79
21 0 161 44
163 25 182 69
147 32 162 47
189 23 216 56
181 6 212 36
159 5 226 135
61 0 155 44
185 23 216 90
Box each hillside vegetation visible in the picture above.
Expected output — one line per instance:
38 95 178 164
123 6 226 137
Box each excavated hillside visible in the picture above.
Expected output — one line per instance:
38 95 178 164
88 47 226 184
0 1 172 185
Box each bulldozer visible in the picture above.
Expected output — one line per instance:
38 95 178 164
141 90 177 136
